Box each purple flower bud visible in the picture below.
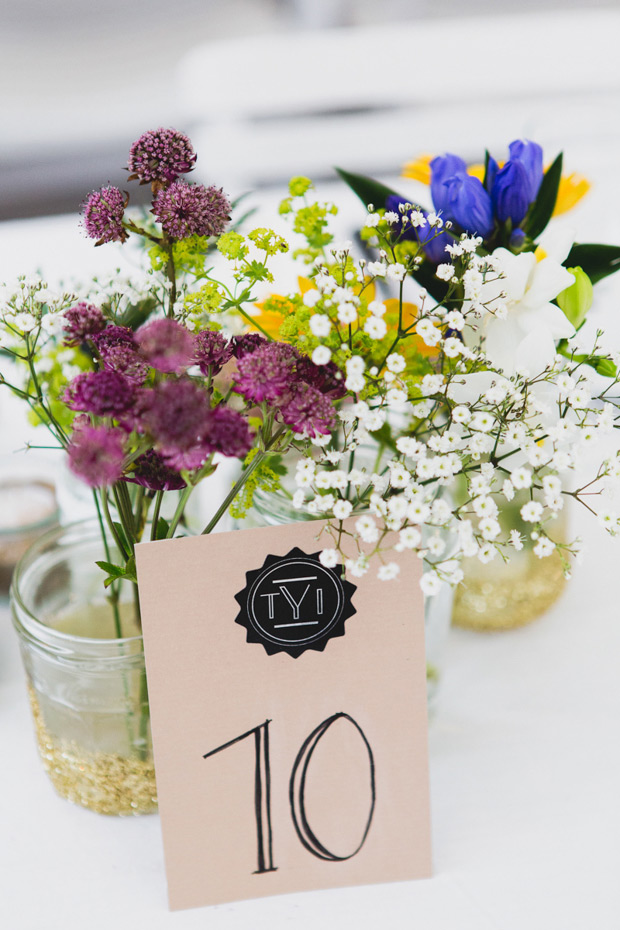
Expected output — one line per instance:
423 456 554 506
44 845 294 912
125 451 186 491
296 355 346 399
152 181 231 240
64 370 135 418
203 405 253 459
62 302 107 346
429 154 468 214
82 187 128 245
91 325 136 354
128 127 197 184
68 426 125 487
231 333 269 359
136 318 194 373
100 344 150 384
442 174 494 238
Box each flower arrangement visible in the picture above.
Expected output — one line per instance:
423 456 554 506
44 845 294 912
1 129 620 617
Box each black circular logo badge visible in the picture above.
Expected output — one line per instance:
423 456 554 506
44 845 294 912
234 547 357 658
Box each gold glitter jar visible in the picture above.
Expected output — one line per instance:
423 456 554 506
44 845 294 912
10 520 157 815
452 494 567 632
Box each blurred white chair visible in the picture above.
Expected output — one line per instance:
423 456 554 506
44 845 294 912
177 10 620 192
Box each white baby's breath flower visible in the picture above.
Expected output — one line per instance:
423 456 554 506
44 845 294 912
292 489 306 509
337 303 357 325
355 515 379 543
364 316 387 339
477 543 497 564
333 499 353 520
521 500 544 523
533 536 555 558
303 289 321 308
436 263 455 282
345 374 365 392
378 562 400 581
367 261 387 278
399 526 421 549
511 467 532 490
502 479 515 501
386 388 408 409
364 212 380 228
309 314 331 337
387 263 406 282
420 571 441 596
510 529 524 550
311 345 332 366
386 352 406 373
319 548 339 567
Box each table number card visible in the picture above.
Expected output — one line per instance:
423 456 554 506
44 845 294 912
135 519 432 911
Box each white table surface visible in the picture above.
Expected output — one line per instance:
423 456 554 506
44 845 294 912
1 180 620 928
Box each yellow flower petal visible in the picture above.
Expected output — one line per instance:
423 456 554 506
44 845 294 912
401 154 433 184
553 173 591 216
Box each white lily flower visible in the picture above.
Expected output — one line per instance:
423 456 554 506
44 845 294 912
481 248 575 376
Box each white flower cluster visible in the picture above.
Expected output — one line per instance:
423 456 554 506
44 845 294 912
282 215 620 593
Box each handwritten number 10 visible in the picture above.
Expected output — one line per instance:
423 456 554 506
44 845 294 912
203 712 376 874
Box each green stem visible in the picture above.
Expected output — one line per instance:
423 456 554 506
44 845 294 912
201 426 287 535
165 485 195 539
100 488 130 560
92 490 123 639
150 490 164 540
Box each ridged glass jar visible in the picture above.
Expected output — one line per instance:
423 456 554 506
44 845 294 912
11 520 156 815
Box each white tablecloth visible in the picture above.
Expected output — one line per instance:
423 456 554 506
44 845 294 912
1 187 620 928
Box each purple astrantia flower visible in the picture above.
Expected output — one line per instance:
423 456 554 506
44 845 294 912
82 187 128 245
280 383 337 437
138 379 211 454
441 174 494 238
125 450 186 491
92 325 137 354
429 154 468 214
67 425 125 487
192 329 233 375
234 342 298 404
231 333 269 358
127 128 197 184
296 356 347 399
62 302 107 345
152 181 231 240
385 195 451 265
204 405 253 458
64 370 135 418
136 318 194 373
100 344 150 384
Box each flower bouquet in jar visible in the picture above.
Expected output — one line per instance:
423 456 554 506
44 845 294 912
2 128 620 813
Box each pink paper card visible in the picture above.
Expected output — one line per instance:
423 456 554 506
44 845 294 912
135 519 432 911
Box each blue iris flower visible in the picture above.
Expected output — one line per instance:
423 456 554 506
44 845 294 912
385 194 451 264
491 139 544 225
428 154 494 239
441 174 494 239
429 153 467 214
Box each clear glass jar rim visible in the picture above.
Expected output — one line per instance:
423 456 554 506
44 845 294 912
0 479 60 538
10 517 145 650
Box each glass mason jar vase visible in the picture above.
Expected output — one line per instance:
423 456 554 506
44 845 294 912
452 492 568 632
245 484 455 710
11 520 156 815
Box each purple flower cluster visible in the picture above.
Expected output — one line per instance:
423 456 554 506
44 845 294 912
136 318 193 373
234 341 339 436
82 187 128 245
127 128 196 184
152 181 231 240
138 379 252 472
64 370 135 418
63 302 107 345
68 425 125 487
192 330 233 375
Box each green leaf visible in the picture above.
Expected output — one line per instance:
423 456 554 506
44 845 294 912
96 560 124 578
565 243 620 285
156 517 170 539
525 152 563 240
123 555 137 584
482 150 491 190
335 168 399 210
117 297 157 331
